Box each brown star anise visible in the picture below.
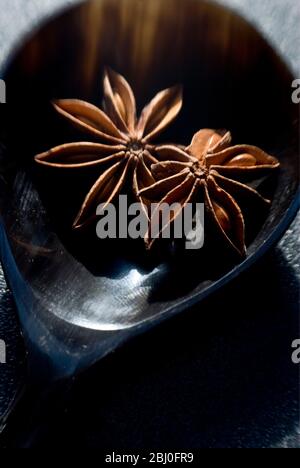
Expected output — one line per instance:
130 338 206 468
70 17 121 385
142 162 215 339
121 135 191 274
35 68 182 229
139 129 280 255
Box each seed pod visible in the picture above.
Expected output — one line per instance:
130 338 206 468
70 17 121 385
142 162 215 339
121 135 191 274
114 92 127 121
212 200 231 234
226 154 256 167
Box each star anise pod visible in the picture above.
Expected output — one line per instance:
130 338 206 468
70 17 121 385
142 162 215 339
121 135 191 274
35 68 182 229
139 129 280 255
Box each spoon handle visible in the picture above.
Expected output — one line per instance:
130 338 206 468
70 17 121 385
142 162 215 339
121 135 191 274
0 379 70 448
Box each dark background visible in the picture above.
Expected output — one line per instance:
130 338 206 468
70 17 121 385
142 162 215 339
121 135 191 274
0 0 299 448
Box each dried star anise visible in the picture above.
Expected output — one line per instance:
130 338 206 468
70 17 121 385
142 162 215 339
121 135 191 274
35 68 182 229
139 129 280 256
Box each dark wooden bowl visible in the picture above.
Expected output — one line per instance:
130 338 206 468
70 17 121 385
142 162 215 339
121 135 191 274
0 0 299 370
